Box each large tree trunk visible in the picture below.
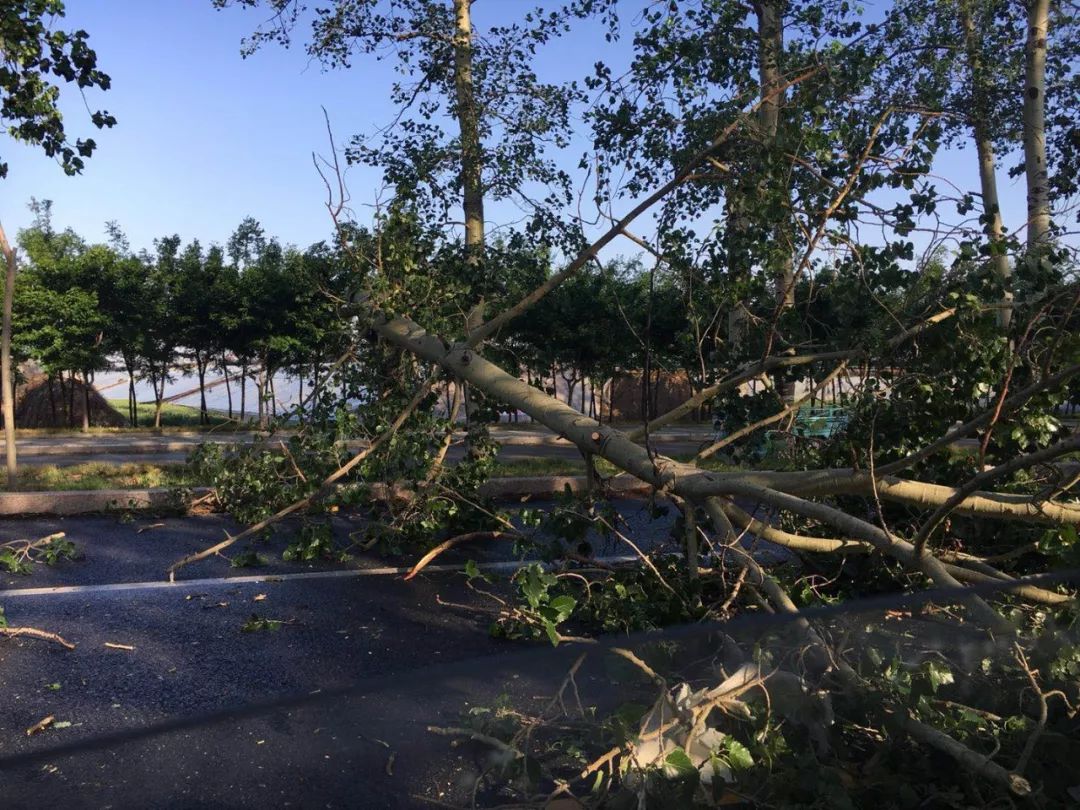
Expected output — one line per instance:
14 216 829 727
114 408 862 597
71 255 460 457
452 0 484 261
962 0 1014 329
727 1 790 354
754 0 794 310
0 221 17 485
1023 0 1051 251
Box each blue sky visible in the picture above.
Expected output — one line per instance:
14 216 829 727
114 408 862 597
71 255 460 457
0 1 1037 258
0 0 602 252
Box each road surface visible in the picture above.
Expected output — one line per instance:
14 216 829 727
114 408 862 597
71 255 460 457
11 428 708 469
0 509 682 808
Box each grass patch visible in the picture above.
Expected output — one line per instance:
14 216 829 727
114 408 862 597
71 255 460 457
105 399 252 429
491 457 587 477
6 462 194 492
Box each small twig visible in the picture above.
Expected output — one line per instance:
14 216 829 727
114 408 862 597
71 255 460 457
1 626 76 650
404 531 519 581
104 642 135 651
1013 642 1048 776
25 715 55 736
426 725 523 759
279 439 308 484
611 647 665 688
595 516 680 600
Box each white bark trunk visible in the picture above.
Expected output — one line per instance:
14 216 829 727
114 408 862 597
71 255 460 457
1023 0 1051 250
0 221 16 485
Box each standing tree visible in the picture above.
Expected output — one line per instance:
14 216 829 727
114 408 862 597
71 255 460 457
175 240 227 424
140 236 182 428
0 0 114 478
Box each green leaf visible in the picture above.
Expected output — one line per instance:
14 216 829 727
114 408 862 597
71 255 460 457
549 594 577 622
543 620 560 646
664 748 697 777
464 559 492 583
924 660 954 692
725 739 754 770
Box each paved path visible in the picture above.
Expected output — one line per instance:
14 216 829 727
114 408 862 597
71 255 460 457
0 509 680 808
11 428 707 468
0 485 801 810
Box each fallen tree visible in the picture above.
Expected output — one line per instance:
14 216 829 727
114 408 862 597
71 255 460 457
192 0 1080 804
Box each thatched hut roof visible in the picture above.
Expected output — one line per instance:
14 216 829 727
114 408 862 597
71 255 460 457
14 374 125 428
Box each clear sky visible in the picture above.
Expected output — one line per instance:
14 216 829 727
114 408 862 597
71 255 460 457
0 1 1037 258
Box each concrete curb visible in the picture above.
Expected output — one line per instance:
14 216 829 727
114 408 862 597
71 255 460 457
0 476 653 517
0 487 201 516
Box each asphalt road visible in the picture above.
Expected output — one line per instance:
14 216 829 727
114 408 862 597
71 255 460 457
0 509 683 808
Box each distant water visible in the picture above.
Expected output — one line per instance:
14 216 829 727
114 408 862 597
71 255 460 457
93 366 307 418
90 365 538 422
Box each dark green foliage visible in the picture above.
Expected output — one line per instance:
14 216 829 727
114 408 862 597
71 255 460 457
0 0 115 178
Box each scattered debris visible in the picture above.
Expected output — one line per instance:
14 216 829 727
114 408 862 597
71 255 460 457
1 625 76 650
240 614 296 633
26 715 55 736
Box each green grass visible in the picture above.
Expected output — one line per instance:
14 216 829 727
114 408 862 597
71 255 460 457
5 462 194 492
491 458 589 477
105 399 257 430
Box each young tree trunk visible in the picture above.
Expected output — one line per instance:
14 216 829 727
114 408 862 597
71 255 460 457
1023 0 1051 251
297 371 304 424
66 370 76 428
240 362 248 422
152 365 166 429
123 358 137 426
48 374 57 425
269 370 277 419
222 354 233 420
81 371 90 431
257 366 266 427
565 373 578 413
195 352 209 427
0 222 17 485
195 352 208 425
962 0 1014 329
